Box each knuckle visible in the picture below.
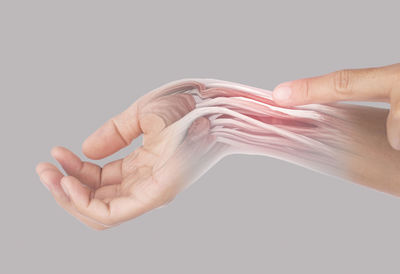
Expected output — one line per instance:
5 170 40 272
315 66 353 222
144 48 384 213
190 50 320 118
110 118 129 146
333 69 353 97
298 79 311 102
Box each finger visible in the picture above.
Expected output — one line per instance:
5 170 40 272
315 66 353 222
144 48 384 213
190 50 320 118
66 118 213 226
100 160 123 186
61 172 158 226
273 64 400 106
51 146 100 188
60 176 113 224
60 176 122 226
51 146 123 189
82 93 196 160
82 102 142 160
36 163 108 230
387 88 400 150
36 162 65 192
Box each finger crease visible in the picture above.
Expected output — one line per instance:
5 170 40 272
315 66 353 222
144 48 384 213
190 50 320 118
111 118 129 146
98 167 103 189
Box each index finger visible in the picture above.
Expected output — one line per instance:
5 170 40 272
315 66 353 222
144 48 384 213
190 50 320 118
273 63 400 106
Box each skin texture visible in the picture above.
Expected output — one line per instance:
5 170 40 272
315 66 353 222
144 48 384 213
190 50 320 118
36 78 400 230
330 104 400 195
36 84 221 230
36 93 208 230
273 63 400 149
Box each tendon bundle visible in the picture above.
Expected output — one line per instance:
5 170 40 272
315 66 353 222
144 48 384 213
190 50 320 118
149 79 350 177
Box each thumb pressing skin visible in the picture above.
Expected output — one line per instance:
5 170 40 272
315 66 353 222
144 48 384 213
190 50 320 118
272 67 395 106
273 82 296 105
272 77 323 106
272 72 348 106
273 68 400 151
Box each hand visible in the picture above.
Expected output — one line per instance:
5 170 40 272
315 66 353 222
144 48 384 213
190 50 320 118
36 91 214 230
272 63 400 150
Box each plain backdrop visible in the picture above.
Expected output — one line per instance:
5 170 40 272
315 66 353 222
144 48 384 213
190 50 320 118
1 1 399 273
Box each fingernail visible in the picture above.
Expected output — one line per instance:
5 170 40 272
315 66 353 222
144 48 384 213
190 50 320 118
61 179 70 197
273 84 292 101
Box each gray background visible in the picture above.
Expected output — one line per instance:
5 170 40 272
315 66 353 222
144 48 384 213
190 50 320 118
1 0 399 273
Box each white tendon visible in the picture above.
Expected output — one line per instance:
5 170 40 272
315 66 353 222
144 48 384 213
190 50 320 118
149 79 352 188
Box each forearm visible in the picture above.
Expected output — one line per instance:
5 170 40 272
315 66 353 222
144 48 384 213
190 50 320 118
41 79 400 229
150 79 400 196
337 105 400 196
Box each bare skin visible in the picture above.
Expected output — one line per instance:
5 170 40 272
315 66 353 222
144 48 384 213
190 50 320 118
36 72 400 230
273 63 400 149
272 63 400 195
36 93 214 230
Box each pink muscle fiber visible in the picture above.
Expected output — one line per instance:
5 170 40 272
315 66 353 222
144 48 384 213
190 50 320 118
36 77 399 229
144 79 353 191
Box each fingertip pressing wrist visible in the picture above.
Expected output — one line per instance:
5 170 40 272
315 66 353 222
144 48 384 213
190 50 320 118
273 82 294 106
273 78 313 106
273 82 293 102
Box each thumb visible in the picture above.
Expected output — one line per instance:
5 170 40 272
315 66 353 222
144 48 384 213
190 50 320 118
273 65 399 106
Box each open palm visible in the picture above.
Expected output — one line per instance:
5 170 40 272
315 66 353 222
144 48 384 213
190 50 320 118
36 92 215 230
